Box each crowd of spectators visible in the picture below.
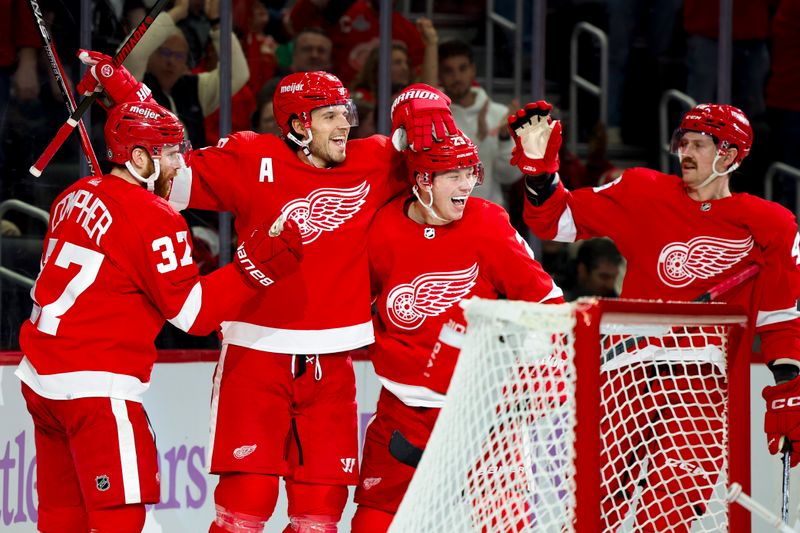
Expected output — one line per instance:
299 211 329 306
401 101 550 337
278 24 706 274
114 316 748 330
1 0 798 350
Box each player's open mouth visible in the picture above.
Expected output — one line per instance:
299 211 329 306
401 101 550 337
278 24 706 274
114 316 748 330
451 196 467 207
331 137 346 149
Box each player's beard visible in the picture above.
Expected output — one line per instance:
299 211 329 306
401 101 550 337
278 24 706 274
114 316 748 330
310 129 348 166
143 158 174 199
154 172 173 199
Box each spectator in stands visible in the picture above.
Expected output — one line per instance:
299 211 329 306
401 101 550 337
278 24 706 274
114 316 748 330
264 27 332 86
766 0 800 209
606 0 681 145
235 0 279 96
565 238 623 301
123 0 249 148
290 27 333 73
285 0 425 86
351 17 437 103
252 78 281 135
176 0 214 68
438 39 519 210
683 0 771 120
351 43 411 104
0 0 40 175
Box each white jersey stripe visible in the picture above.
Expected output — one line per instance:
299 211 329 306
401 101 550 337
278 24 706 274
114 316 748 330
110 398 141 504
168 281 203 332
541 284 564 302
220 320 374 354
378 375 446 408
756 306 800 328
15 356 149 402
554 205 577 242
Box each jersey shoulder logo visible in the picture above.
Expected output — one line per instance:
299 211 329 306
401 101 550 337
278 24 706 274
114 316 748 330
657 235 753 287
386 263 479 330
281 181 370 244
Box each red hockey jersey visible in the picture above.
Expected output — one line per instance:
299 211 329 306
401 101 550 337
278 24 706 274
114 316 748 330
18 175 255 401
170 132 407 354
523 167 800 364
368 196 563 406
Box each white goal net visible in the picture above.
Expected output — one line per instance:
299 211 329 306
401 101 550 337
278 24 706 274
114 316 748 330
389 298 750 533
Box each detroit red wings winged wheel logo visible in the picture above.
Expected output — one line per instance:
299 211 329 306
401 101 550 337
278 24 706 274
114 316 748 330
280 182 370 244
386 263 479 330
657 235 753 288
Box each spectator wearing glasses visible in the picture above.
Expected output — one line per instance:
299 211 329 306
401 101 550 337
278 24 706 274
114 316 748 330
122 0 249 148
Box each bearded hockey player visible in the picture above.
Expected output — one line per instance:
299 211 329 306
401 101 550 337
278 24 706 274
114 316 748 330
516 101 800 531
157 70 458 532
16 101 302 533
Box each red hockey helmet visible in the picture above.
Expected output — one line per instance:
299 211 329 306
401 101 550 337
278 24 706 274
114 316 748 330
670 104 753 165
105 101 187 164
272 71 358 139
407 131 484 187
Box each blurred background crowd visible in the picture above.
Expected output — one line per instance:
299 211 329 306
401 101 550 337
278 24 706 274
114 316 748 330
1 0 797 350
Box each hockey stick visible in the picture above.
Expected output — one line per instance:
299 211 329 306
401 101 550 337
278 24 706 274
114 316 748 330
26 0 101 176
728 482 798 533
784 447 791 523
602 264 760 365
29 0 169 177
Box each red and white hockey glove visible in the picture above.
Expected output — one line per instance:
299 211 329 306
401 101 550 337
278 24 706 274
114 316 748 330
391 83 456 151
423 319 466 394
77 49 153 109
507 100 562 175
763 361 800 467
234 215 303 289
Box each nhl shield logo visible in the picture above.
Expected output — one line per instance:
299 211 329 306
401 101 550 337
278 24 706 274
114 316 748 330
424 227 435 239
96 475 110 492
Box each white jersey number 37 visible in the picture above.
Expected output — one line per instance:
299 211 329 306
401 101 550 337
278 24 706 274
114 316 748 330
30 239 104 336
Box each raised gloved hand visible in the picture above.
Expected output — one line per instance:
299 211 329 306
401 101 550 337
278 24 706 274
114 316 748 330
234 214 303 289
77 49 152 108
763 361 800 467
507 100 562 175
391 83 456 151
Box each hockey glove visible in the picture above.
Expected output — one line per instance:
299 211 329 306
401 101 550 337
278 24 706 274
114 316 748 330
234 215 303 289
77 50 153 109
507 100 562 175
763 360 800 467
391 83 456 151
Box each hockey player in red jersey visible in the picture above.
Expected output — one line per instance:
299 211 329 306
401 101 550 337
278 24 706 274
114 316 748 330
514 101 800 530
16 101 303 533
158 69 458 532
350 131 563 532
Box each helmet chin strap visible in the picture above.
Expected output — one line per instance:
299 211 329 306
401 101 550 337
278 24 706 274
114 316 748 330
681 145 740 190
125 158 161 192
289 129 325 169
412 184 447 222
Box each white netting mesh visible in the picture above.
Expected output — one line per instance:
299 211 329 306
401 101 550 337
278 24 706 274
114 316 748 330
389 299 737 533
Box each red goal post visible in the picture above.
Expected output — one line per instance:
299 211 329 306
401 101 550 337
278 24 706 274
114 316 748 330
390 297 751 533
